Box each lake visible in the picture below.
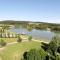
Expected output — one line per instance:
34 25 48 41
9 27 60 41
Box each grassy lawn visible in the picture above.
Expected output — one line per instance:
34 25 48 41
0 41 41 60
0 38 17 43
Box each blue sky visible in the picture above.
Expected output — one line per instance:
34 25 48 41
0 0 60 23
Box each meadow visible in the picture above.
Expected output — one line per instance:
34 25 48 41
0 41 41 60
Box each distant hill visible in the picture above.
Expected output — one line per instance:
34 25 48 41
0 20 60 26
0 20 31 24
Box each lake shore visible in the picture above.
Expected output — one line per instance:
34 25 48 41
32 39 49 44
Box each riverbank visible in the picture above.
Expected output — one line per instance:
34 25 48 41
32 39 49 44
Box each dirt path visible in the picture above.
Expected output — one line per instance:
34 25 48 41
0 40 28 51
0 39 49 51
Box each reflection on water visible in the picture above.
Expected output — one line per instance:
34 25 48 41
9 28 60 41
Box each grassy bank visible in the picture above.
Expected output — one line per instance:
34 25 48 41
0 38 17 43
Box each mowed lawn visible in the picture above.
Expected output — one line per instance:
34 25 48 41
0 38 17 43
0 41 41 60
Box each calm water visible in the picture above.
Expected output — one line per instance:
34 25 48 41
9 28 60 41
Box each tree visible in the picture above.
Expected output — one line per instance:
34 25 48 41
47 35 60 60
55 55 60 60
17 35 22 42
27 26 33 32
48 36 60 56
57 46 60 53
23 48 47 60
0 39 6 46
41 42 49 51
0 33 2 38
28 35 32 41
7 33 10 38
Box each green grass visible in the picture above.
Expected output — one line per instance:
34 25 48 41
0 38 17 43
0 35 28 43
0 41 41 60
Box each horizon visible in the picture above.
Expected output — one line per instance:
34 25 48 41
0 0 60 23
0 20 60 24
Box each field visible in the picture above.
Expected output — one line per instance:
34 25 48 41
0 41 41 60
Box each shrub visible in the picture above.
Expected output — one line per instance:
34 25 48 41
23 48 47 60
28 35 32 41
57 46 60 53
17 35 22 42
0 39 6 46
41 42 49 51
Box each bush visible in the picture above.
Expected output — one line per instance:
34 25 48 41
0 39 6 46
23 48 47 60
57 46 60 53
41 42 49 51
48 36 60 55
28 35 32 41
17 35 22 42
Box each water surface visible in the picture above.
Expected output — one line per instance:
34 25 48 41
9 28 58 41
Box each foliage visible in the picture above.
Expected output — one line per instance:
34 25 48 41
17 35 22 42
41 42 49 51
48 36 60 53
27 25 33 31
7 33 10 38
23 48 47 60
57 46 60 53
0 33 2 38
41 35 60 60
55 55 60 60
28 35 32 41
0 39 6 46
48 40 57 54
46 36 60 60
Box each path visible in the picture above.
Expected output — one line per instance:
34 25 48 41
0 39 29 51
0 39 49 51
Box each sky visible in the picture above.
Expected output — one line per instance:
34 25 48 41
0 0 60 23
